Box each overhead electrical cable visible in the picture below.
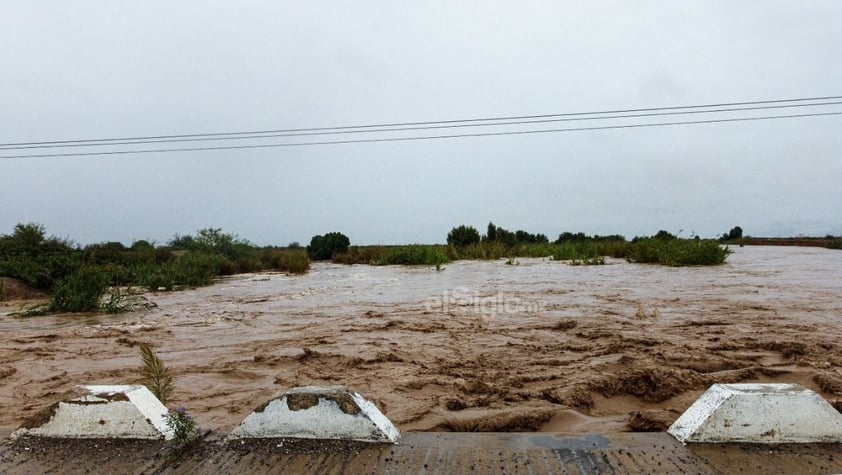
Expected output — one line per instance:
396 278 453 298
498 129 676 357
2 100 842 151
1 94 841 149
2 111 841 159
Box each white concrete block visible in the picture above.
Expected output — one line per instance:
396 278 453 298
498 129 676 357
228 386 400 443
668 383 842 443
12 385 174 440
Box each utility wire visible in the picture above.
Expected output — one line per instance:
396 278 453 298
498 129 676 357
2 111 840 160
3 100 842 151
1 94 841 148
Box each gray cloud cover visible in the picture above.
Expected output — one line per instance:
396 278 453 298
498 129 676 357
2 1 840 245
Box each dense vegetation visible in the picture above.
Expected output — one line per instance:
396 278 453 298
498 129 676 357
13 219 828 313
0 223 309 313
327 223 732 267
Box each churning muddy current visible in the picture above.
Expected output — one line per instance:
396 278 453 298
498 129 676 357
2 246 842 436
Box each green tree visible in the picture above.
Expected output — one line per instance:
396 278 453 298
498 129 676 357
485 222 498 242
728 226 743 240
447 225 481 247
12 223 46 250
307 232 350 260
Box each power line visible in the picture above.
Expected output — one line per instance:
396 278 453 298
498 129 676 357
3 100 842 151
2 111 840 160
1 94 841 148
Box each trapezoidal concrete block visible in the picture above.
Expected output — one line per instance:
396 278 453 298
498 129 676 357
11 385 174 440
228 385 400 443
668 383 842 443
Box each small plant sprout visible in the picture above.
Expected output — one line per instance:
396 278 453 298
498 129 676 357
164 406 197 445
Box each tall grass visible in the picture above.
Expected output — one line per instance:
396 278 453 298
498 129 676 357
371 245 449 266
451 241 509 260
275 249 311 274
332 246 386 265
139 343 174 404
332 245 449 266
551 242 598 261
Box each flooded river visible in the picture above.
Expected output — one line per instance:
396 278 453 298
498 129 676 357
2 246 841 435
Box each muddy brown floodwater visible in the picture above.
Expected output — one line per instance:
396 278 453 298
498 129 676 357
2 246 842 437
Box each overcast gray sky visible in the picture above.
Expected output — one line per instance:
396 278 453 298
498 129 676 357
2 1 840 246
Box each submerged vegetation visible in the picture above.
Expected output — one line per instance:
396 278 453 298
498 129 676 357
627 235 731 266
11 219 816 315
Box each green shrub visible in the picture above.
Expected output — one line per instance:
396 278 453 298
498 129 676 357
170 253 223 286
827 238 842 250
129 263 177 291
0 223 83 289
128 253 222 290
164 407 197 446
50 266 110 312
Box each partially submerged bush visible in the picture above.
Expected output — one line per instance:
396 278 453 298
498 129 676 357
371 245 449 266
332 246 386 265
50 266 110 312
276 249 310 274
100 287 155 313
627 238 730 266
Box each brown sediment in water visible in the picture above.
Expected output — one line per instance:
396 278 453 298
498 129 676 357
1 246 842 437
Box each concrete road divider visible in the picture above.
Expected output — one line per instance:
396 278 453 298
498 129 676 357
668 383 842 443
227 385 399 443
11 385 173 440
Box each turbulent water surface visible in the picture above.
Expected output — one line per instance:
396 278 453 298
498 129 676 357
2 246 841 435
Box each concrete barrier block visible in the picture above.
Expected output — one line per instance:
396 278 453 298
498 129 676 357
11 385 174 440
228 385 400 443
668 383 842 443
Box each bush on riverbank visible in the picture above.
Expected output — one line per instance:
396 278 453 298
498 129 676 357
0 224 312 313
